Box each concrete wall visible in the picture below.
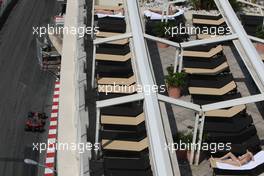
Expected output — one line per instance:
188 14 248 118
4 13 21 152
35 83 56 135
57 0 80 169
57 0 90 173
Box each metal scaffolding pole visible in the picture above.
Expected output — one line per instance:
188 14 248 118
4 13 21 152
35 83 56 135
178 47 183 73
215 0 264 93
174 49 180 73
126 0 176 175
95 107 100 158
195 113 206 165
91 45 96 88
189 113 200 165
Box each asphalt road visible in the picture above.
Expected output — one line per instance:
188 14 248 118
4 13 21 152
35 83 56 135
0 0 58 175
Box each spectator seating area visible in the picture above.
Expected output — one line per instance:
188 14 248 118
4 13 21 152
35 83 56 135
94 6 153 176
183 43 262 158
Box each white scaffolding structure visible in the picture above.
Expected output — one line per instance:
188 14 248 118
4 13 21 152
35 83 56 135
89 0 264 175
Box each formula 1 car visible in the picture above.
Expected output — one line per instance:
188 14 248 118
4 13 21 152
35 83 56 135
25 112 47 132
25 118 45 132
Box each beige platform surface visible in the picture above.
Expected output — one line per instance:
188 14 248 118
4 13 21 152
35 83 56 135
183 45 223 58
189 81 236 95
102 138 148 151
97 75 136 86
96 52 131 62
101 113 145 125
184 62 229 75
205 105 246 117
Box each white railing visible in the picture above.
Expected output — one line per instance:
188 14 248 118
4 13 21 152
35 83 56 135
126 1 177 175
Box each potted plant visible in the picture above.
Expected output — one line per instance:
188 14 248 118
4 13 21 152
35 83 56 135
165 65 187 98
153 21 175 48
174 131 193 161
255 25 264 53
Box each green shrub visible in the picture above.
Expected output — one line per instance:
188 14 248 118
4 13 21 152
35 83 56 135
256 25 264 39
165 65 187 88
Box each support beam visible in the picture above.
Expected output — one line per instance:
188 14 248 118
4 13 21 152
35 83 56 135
181 34 238 48
91 0 96 38
195 113 206 165
126 1 176 175
96 93 144 108
249 35 264 44
215 0 264 93
174 49 180 73
190 113 200 165
178 47 183 72
144 34 181 48
202 93 264 112
158 94 201 112
91 45 96 88
95 108 100 157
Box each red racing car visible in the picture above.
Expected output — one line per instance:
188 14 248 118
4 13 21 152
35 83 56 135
25 112 47 132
